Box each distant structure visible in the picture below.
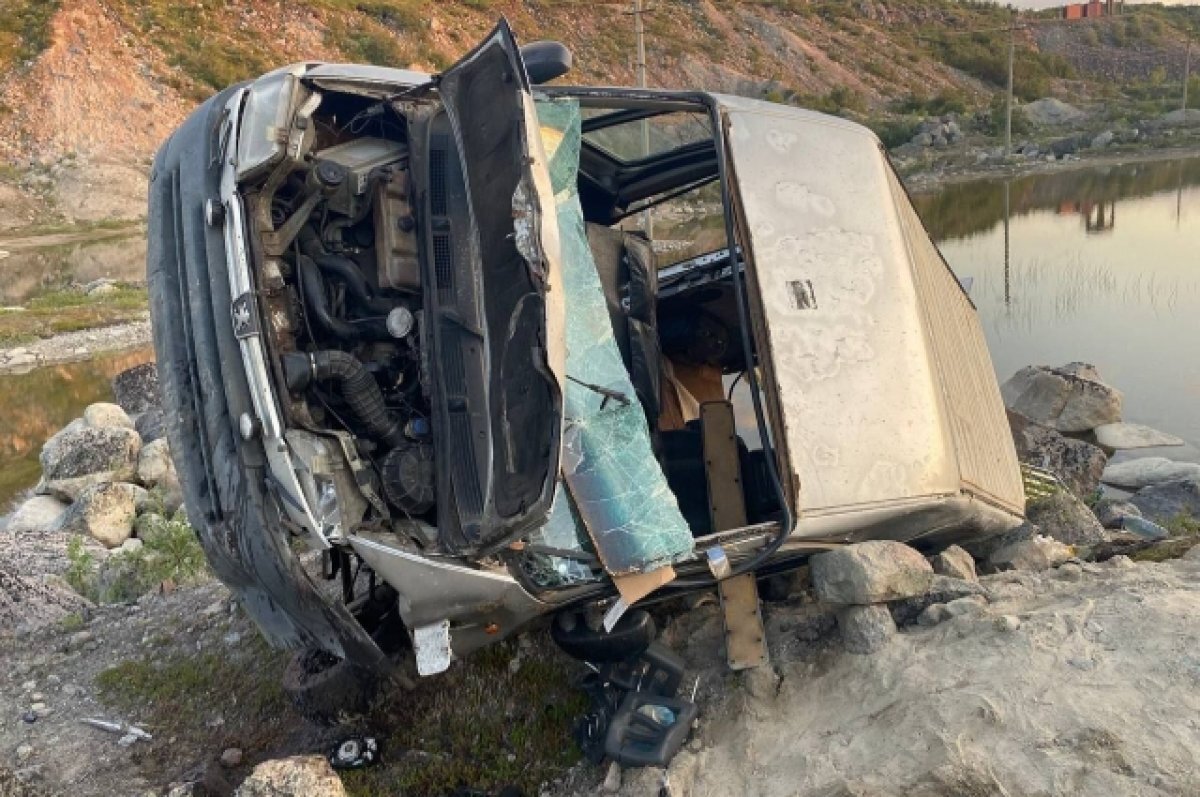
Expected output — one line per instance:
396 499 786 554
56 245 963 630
1061 0 1123 19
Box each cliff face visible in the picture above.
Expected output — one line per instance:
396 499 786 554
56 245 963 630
0 0 1195 165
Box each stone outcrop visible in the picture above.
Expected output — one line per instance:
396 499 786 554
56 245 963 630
1102 457 1200 490
1007 410 1106 497
1025 491 1106 546
37 422 141 501
811 541 934 605
55 482 146 548
1129 478 1200 523
1001 363 1122 433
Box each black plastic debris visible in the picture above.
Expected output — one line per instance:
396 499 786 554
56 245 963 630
328 736 379 770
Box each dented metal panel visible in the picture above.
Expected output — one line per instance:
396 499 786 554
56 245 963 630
723 101 959 516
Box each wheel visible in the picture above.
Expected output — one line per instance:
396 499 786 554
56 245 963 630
281 648 379 727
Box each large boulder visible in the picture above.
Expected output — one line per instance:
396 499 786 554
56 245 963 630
986 534 1073 572
134 408 167 444
810 541 933 605
1092 422 1183 451
1000 363 1122 433
55 482 146 548
1025 491 1106 546
1102 457 1200 490
5 495 69 533
38 423 142 501
82 402 134 430
110 362 160 415
1007 410 1106 497
234 756 347 797
1129 478 1200 523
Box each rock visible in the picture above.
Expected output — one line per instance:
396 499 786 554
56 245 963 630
986 534 1073 572
1119 515 1168 540
136 438 179 495
1057 562 1083 581
55 482 145 548
111 363 160 415
82 402 134 430
889 575 988 626
38 424 141 501
5 496 68 533
1129 478 1200 523
1090 130 1114 149
930 545 977 582
911 131 933 147
1102 457 1200 490
1001 364 1122 433
1025 491 1106 545
234 756 347 797
221 748 244 768
84 278 118 296
810 541 933 605
602 761 622 793
917 603 951 627
119 537 144 554
994 614 1021 632
134 408 166 444
1023 98 1086 126
944 595 988 618
1092 422 1184 450
1182 545 1200 562
837 604 895 654
1007 410 1106 497
15 743 32 761
1092 498 1142 529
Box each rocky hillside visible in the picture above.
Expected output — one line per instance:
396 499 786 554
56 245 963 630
1 0 1198 166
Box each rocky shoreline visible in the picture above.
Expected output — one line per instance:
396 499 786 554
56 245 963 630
0 319 151 375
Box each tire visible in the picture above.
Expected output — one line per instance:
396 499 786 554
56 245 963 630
281 648 379 727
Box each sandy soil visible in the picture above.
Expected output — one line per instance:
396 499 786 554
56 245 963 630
565 553 1200 797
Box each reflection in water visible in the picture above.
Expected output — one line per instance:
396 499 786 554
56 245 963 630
0 348 154 509
0 232 146 304
916 157 1200 464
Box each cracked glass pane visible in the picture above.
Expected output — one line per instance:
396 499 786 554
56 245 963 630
524 98 694 580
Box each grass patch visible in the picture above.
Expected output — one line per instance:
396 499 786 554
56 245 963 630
342 639 587 796
0 285 148 346
0 0 60 71
65 509 209 604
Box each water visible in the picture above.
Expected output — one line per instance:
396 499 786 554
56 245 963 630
0 348 154 510
0 228 145 304
912 156 1200 465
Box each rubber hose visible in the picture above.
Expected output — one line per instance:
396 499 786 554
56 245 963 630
314 254 394 315
309 350 406 449
298 255 360 341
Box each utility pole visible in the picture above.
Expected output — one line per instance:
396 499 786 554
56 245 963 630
1005 14 1016 158
1184 38 1192 114
632 0 653 236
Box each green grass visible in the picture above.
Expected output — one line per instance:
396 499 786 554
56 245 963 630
0 285 148 346
65 509 209 604
342 640 587 796
0 0 60 71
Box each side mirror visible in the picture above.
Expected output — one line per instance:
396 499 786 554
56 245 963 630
520 40 572 85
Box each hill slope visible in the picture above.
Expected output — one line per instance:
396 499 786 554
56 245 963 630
1 0 1197 165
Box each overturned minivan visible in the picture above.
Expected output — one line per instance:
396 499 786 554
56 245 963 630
148 21 1024 703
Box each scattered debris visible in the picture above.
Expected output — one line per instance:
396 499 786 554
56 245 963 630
80 717 152 742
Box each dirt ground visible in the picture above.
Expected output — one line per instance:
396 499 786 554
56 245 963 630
559 553 1200 797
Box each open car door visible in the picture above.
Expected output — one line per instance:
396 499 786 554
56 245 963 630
420 20 565 555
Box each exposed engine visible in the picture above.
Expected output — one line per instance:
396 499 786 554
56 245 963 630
244 94 436 537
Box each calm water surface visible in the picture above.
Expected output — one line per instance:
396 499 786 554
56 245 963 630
913 157 1200 464
0 348 153 510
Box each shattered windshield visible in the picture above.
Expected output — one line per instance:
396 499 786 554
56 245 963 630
523 98 694 587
